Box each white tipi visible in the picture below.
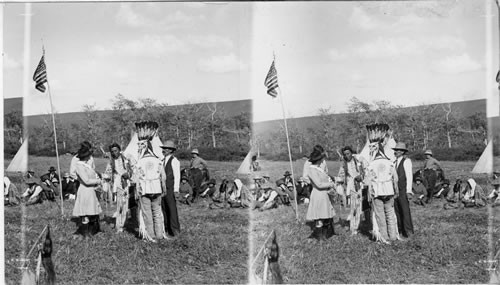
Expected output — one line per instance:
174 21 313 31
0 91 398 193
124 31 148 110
472 140 493 174
236 150 255 175
6 139 28 173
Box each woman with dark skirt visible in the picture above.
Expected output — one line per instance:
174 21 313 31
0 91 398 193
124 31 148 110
305 145 336 241
72 144 103 238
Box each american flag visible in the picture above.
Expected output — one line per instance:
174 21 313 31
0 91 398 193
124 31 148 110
264 60 279 98
33 55 48 92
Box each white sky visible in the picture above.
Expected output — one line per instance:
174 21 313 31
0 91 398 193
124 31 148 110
3 1 500 120
250 0 499 122
4 2 252 116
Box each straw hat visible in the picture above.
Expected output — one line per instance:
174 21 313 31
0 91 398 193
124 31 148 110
160 140 177 150
392 142 408 152
191 149 199 155
424 149 433 156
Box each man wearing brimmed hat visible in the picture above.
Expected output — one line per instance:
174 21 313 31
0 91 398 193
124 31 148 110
423 149 442 172
22 177 45 205
189 148 208 174
160 140 181 237
392 142 414 239
40 166 60 194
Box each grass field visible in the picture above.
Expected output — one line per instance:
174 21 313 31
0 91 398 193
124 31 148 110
249 159 500 284
4 156 500 284
4 156 250 284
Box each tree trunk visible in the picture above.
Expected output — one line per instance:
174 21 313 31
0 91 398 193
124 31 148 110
447 131 452 148
212 129 216 148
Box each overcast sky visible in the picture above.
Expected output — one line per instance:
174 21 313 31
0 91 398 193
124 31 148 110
4 2 252 116
3 1 500 120
251 0 499 122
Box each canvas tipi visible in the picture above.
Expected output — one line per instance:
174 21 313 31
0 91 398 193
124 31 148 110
472 141 493 174
6 138 28 173
236 149 255 175
123 132 164 162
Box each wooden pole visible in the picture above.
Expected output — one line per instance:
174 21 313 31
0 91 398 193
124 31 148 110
273 54 299 221
43 46 64 216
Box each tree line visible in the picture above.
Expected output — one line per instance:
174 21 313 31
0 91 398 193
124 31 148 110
5 94 251 161
256 97 489 161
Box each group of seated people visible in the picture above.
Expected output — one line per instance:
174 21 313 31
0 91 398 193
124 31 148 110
4 167 79 206
178 170 312 211
410 174 493 209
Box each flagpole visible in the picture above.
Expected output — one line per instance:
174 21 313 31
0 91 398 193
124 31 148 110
276 87 299 221
42 46 64 216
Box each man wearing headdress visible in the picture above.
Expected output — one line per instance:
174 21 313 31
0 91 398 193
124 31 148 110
104 143 133 233
338 145 367 235
160 140 181 238
134 121 167 242
366 123 399 244
392 142 414 239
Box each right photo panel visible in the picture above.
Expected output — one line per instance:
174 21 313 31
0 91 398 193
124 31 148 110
249 1 499 283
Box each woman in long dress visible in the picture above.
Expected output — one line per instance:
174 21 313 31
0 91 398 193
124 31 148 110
72 144 102 238
305 145 336 241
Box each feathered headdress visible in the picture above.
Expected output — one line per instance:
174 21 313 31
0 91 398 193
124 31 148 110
366 123 390 143
135 121 159 142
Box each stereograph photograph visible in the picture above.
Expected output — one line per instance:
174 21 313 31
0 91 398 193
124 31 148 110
2 1 500 284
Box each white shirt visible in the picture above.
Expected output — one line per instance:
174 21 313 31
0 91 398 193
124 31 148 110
395 156 413 194
302 159 328 184
163 154 180 193
70 155 95 180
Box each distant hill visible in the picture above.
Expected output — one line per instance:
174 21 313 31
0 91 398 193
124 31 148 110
26 99 251 130
4 97 22 115
254 99 487 139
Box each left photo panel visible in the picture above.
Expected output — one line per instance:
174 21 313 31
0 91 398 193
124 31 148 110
4 2 253 284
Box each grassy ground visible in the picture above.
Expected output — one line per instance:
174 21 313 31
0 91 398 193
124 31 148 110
249 160 500 284
4 156 249 284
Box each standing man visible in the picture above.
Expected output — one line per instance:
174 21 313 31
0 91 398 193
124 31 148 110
104 143 132 233
189 148 209 200
338 146 366 235
392 143 414 239
423 149 443 204
161 140 181 238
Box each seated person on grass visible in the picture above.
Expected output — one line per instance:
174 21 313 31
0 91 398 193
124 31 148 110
61 172 78 200
462 178 487 208
412 176 427 206
22 177 50 205
296 177 311 204
252 188 279 211
4 176 20 206
200 179 217 199
434 179 451 199
228 179 253 208
178 176 193 205
274 178 292 206
488 178 500 206
40 166 60 195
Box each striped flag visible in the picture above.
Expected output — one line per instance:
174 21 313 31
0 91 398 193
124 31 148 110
264 60 279 98
33 55 48 92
